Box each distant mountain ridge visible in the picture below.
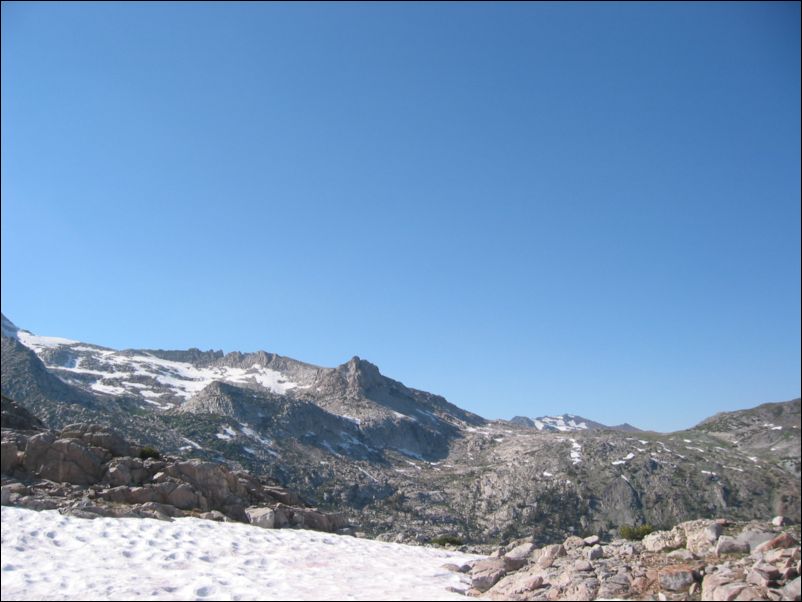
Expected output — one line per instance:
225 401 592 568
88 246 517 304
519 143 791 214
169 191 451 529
2 312 799 545
509 413 642 432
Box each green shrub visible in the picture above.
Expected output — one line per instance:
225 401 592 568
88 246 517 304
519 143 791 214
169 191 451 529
431 535 464 547
619 524 654 540
138 446 161 460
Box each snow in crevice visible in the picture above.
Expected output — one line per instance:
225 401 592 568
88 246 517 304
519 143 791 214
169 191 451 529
568 438 582 464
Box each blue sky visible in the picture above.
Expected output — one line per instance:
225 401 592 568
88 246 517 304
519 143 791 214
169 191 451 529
2 2 800 432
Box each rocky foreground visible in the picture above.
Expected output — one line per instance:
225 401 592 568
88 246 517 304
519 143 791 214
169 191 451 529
1 395 346 533
448 517 801 601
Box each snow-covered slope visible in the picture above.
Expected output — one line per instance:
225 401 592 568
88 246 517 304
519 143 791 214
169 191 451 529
14 329 305 409
1 507 479 601
510 413 642 432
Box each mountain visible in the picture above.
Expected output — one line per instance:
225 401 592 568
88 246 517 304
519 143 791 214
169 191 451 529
2 313 799 546
694 398 801 478
509 414 642 432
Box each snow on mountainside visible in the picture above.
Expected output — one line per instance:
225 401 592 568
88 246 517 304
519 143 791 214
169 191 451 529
1 507 478 601
14 328 307 408
509 413 640 432
2 315 482 431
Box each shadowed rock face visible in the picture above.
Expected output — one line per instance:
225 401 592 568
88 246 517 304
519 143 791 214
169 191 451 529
1 394 45 431
2 313 800 546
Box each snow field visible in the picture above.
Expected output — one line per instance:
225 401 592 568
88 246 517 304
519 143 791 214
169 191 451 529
1 507 480 601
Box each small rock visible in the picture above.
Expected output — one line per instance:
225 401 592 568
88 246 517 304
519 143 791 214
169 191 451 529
701 569 747 601
471 558 507 592
643 527 686 552
668 548 697 561
782 576 800 601
771 516 788 527
659 566 696 592
564 535 585 550
586 544 603 560
746 569 772 588
504 542 537 566
754 532 799 555
737 528 776 552
619 543 636 556
537 543 566 568
715 536 750 557
245 506 276 529
575 559 594 572
683 520 723 555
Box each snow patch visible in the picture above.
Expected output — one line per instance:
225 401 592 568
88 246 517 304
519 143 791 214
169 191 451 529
568 438 582 464
0 507 478 601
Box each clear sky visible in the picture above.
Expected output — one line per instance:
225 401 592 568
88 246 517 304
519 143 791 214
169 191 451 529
2 2 800 432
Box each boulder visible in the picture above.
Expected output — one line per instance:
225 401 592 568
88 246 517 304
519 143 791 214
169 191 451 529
165 483 199 510
583 535 600 546
504 542 537 570
701 569 739 601
659 566 697 591
586 544 604 560
643 526 686 552
102 485 162 505
484 571 545 600
597 573 632 600
245 506 276 529
471 558 507 592
161 460 247 510
1 485 12 505
23 434 104 485
136 501 186 518
1 439 21 474
753 532 798 555
737 528 775 552
668 548 697 561
103 457 148 487
771 516 788 527
59 424 132 458
262 486 303 506
561 577 600 601
681 519 723 555
701 568 764 601
563 535 585 550
537 543 566 568
783 577 800 601
716 535 750 556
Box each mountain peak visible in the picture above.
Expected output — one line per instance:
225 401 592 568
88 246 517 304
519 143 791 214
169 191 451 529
1 313 19 338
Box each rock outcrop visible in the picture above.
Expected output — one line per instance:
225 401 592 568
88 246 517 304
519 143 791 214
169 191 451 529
453 517 801 601
1 399 346 533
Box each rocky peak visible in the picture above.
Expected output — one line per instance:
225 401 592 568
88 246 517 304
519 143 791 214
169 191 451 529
338 356 384 395
1 313 19 338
